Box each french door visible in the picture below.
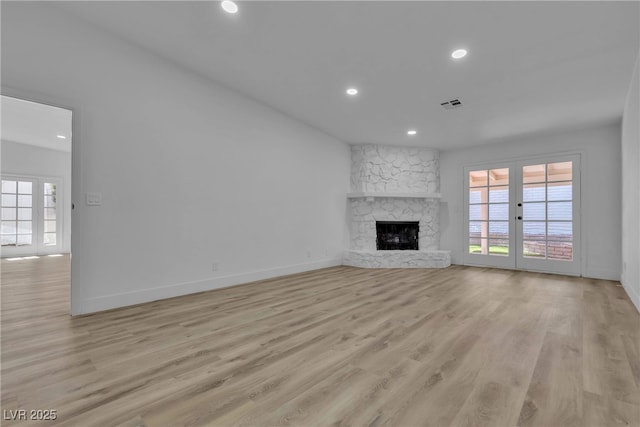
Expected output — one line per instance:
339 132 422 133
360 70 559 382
1 176 62 257
464 155 581 275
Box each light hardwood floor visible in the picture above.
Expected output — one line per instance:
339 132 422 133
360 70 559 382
1 255 639 426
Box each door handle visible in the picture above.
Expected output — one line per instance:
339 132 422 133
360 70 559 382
517 203 522 207
517 216 522 220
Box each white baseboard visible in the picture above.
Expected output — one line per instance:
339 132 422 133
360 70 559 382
583 269 620 281
621 280 640 313
78 257 343 315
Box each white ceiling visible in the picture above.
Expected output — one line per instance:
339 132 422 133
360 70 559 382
1 96 72 152
56 1 639 150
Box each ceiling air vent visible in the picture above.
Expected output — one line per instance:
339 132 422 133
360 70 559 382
440 98 463 110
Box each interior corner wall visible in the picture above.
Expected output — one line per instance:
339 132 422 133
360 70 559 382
621 52 640 312
0 141 72 253
440 123 622 281
1 3 350 315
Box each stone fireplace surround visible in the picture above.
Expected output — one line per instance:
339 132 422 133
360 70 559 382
343 144 451 268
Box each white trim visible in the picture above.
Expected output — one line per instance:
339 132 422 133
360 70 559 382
347 192 441 199
1 87 79 316
621 280 640 314
583 269 621 281
462 161 516 269
514 154 581 276
78 257 343 315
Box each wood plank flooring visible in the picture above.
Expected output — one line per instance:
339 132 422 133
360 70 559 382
1 255 639 426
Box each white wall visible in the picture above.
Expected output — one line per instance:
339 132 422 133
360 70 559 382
621 53 640 312
1 3 350 315
1 141 72 253
440 123 622 280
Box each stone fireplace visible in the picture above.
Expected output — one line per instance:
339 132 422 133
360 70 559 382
343 144 451 268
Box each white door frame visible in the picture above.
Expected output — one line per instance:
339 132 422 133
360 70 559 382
2 88 78 315
515 154 581 275
463 161 516 269
463 153 582 276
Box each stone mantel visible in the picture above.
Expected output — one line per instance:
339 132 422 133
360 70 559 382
347 192 441 200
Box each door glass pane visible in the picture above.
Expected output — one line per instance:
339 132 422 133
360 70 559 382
44 208 56 220
44 233 56 246
2 208 16 221
18 208 32 221
17 221 32 234
524 241 546 258
489 168 509 186
469 170 488 187
2 194 16 207
547 182 572 201
548 202 572 220
489 239 509 255
469 188 487 204
489 186 509 203
548 162 572 182
489 221 508 238
469 221 485 237
2 180 16 193
17 181 32 194
523 203 545 220
523 164 545 184
469 204 487 221
44 220 56 233
44 182 57 195
2 235 16 245
469 238 487 254
548 222 572 241
1 221 17 234
18 195 32 207
17 234 32 246
547 241 572 260
44 195 56 208
523 222 546 240
523 183 545 202
489 204 508 221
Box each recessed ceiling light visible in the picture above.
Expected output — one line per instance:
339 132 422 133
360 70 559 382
407 130 417 136
451 49 468 59
221 0 238 14
56 135 66 139
346 88 358 96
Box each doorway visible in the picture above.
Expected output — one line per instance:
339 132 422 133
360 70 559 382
1 95 72 312
463 154 581 275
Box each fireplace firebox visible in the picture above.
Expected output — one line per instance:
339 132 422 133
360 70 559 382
376 221 419 250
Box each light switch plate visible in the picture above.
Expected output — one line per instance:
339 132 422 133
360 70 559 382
86 192 102 206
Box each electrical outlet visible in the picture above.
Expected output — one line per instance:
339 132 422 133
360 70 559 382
212 261 219 272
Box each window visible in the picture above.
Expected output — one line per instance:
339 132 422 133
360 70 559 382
43 182 57 246
1 180 33 247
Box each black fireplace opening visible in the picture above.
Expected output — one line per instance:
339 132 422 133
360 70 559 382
376 221 419 250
